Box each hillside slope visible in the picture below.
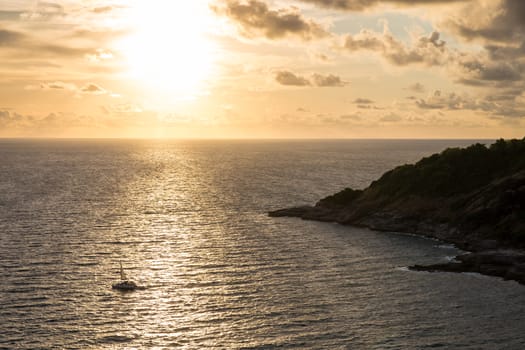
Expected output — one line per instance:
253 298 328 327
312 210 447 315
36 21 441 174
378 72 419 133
269 138 525 284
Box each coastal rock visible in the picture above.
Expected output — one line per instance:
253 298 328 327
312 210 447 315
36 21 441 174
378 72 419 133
410 250 525 285
269 138 525 285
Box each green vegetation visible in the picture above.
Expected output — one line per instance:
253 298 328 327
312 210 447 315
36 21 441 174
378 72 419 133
318 188 362 207
317 138 525 244
369 137 525 198
271 138 525 277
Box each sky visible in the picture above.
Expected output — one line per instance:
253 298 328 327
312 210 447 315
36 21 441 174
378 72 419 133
0 0 525 138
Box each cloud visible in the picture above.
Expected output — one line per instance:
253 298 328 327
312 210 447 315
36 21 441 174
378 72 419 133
434 0 525 117
453 54 524 86
0 28 27 46
340 114 362 121
296 0 463 11
380 113 402 122
444 1 525 81
275 71 311 86
0 26 98 58
407 82 425 93
413 90 513 115
447 0 525 44
312 73 347 86
352 98 379 109
26 81 111 96
353 98 374 104
27 81 77 91
0 11 24 21
338 17 525 112
275 71 347 87
0 107 165 137
0 110 29 127
20 2 65 21
101 103 144 114
342 28 448 66
213 0 328 40
416 90 462 110
91 4 128 15
85 49 114 62
92 6 115 14
80 83 106 95
0 110 114 136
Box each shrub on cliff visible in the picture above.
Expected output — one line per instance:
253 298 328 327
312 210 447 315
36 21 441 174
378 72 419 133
369 138 525 198
322 137 525 206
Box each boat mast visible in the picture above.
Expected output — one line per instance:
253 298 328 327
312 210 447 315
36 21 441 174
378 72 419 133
119 261 127 281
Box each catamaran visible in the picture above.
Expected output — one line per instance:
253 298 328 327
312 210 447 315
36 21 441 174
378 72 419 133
112 261 139 291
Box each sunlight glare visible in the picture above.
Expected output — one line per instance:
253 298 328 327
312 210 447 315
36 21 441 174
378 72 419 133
120 1 216 98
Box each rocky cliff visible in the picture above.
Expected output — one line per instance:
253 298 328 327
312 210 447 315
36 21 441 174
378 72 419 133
269 138 525 285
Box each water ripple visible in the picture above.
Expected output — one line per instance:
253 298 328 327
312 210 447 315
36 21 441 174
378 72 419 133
1 139 524 349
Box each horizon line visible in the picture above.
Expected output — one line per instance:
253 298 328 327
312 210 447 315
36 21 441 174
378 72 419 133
0 137 506 141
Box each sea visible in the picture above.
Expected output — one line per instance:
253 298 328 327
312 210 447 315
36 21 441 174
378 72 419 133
1 139 525 349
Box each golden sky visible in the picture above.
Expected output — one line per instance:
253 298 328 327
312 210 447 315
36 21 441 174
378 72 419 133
1 0 524 138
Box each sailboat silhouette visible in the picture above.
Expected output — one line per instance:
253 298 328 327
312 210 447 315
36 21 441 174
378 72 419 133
112 261 139 291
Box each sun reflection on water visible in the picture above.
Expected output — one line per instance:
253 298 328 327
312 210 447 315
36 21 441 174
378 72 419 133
4 140 525 348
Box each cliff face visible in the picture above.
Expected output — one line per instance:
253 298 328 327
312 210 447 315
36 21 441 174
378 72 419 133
269 138 525 284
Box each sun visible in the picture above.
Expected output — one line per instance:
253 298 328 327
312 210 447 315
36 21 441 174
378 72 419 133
119 1 217 99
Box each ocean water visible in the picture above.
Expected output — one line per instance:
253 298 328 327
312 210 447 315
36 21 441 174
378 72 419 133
1 139 525 349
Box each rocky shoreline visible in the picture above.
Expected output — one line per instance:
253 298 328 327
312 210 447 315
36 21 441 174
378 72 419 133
268 139 525 286
269 206 525 285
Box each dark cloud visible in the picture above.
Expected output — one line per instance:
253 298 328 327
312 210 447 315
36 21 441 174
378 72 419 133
0 11 24 21
412 90 513 115
338 16 525 110
213 0 328 40
80 83 106 94
416 90 469 110
352 98 382 110
297 0 464 11
353 98 374 104
342 29 448 66
445 0 525 91
312 73 347 86
91 5 128 14
448 0 525 44
0 28 26 46
486 44 525 61
476 64 522 82
407 82 425 93
92 6 115 14
485 89 524 102
317 53 329 61
275 71 311 86
275 71 347 87
45 82 66 89
413 87 525 118
454 55 524 86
